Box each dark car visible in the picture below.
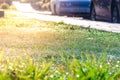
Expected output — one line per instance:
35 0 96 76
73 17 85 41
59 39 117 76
50 0 91 16
90 0 120 23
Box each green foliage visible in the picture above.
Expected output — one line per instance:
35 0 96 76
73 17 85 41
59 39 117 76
0 53 120 80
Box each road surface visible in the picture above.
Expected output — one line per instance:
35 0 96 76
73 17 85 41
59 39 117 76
13 1 120 33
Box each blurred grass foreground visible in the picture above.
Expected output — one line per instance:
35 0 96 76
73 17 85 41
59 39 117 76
0 10 120 80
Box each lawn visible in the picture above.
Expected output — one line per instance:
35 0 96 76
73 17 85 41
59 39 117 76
0 10 120 80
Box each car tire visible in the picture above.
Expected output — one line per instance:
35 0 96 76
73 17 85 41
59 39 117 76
51 5 57 15
55 8 62 16
91 5 96 21
111 5 119 23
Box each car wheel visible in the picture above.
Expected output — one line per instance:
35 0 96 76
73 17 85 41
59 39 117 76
51 5 57 15
111 5 119 23
55 6 62 16
55 9 62 16
91 5 96 21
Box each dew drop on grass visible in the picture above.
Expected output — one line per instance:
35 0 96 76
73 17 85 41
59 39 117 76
50 75 54 78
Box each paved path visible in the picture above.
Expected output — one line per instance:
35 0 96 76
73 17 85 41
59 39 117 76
13 1 120 33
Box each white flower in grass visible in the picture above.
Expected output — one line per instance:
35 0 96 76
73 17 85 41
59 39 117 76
117 61 120 64
116 65 119 68
107 62 110 65
10 63 13 66
100 65 102 68
8 65 13 70
19 64 24 68
1 64 4 68
76 74 80 78
109 72 112 75
82 68 87 72
8 63 13 70
55 70 60 74
22 62 25 65
50 75 54 78
66 72 69 75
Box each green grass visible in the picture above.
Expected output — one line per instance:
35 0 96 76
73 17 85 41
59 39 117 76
0 53 120 80
0 10 120 80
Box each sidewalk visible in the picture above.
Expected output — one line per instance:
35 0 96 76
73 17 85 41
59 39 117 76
13 1 120 33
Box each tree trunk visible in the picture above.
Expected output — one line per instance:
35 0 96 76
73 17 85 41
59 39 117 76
0 10 4 17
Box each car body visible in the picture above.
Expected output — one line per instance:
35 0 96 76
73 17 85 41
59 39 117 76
50 0 91 15
91 0 120 23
